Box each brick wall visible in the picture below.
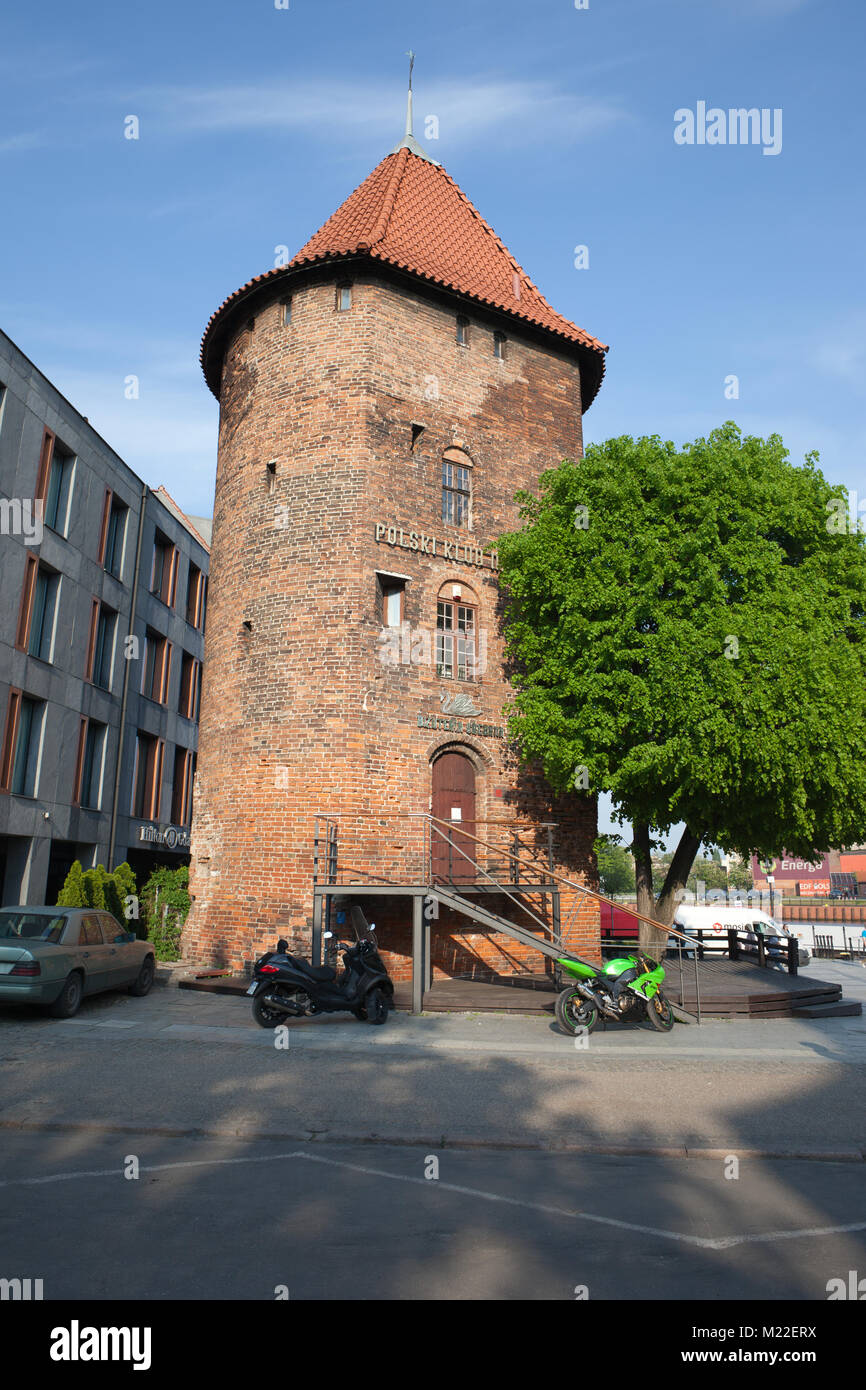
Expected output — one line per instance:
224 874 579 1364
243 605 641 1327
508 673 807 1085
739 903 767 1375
184 269 600 974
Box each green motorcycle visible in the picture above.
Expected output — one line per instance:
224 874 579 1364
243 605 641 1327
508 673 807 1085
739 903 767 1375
555 952 675 1036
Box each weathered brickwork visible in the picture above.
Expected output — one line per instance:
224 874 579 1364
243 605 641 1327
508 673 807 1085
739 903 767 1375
184 267 601 975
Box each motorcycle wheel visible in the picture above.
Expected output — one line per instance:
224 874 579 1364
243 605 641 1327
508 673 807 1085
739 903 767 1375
364 988 388 1025
252 991 291 1029
555 987 598 1037
645 991 675 1031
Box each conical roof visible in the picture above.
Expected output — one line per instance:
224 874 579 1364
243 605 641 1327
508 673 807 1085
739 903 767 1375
201 146 608 403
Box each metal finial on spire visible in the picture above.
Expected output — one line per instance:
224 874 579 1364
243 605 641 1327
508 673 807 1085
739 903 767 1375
405 50 415 139
390 50 441 164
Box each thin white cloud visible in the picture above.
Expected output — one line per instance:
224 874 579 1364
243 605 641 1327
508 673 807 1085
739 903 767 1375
137 77 628 149
0 131 46 154
35 364 217 517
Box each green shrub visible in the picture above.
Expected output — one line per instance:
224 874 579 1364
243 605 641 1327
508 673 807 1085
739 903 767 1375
57 860 87 908
140 866 190 961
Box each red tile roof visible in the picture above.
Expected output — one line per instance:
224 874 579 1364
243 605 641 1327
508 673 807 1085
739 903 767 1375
201 147 608 403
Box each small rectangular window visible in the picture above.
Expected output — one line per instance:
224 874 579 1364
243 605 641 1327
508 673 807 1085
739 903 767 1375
92 606 117 690
44 442 74 535
79 720 107 810
132 732 163 820
456 316 470 347
336 284 352 312
10 696 44 797
282 299 292 326
186 563 204 627
104 499 128 578
0 690 22 793
150 531 178 606
142 629 171 704
494 331 507 359
171 746 194 826
15 555 39 651
27 567 59 663
178 653 201 719
383 586 403 628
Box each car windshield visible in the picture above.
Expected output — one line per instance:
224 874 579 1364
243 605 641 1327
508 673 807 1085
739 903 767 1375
0 911 67 943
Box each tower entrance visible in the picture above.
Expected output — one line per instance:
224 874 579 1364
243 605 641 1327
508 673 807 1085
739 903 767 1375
431 750 476 882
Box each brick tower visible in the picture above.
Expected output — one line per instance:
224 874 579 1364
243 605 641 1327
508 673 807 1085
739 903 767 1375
184 97 608 979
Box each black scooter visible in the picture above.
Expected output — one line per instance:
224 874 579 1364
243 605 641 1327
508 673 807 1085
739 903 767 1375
248 921 394 1027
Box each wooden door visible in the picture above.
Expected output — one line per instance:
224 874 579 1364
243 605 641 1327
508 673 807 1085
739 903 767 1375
431 752 476 882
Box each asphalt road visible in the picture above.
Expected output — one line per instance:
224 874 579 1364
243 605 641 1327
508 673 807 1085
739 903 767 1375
1 973 864 1302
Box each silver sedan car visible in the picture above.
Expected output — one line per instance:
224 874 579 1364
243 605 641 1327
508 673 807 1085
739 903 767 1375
0 906 155 1017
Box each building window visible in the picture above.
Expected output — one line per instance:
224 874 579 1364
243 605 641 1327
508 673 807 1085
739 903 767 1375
281 299 292 326
171 746 195 826
382 584 403 629
442 451 472 528
178 653 201 720
9 696 44 797
91 605 117 690
186 563 205 628
150 530 178 606
103 497 128 578
336 284 352 312
28 566 60 663
15 555 38 651
0 691 22 793
456 316 470 347
494 331 507 360
436 601 477 681
75 718 107 810
132 732 163 820
142 630 171 704
43 440 75 535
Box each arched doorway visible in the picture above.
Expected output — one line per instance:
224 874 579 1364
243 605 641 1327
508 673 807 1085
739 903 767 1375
431 750 477 882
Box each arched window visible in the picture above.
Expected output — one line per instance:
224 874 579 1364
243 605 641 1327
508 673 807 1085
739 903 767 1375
442 447 472 528
436 580 478 682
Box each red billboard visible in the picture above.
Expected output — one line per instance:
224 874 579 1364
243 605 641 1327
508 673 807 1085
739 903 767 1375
751 853 831 882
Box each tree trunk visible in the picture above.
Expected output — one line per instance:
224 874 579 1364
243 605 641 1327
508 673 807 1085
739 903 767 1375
632 823 703 961
655 827 703 931
633 824 667 961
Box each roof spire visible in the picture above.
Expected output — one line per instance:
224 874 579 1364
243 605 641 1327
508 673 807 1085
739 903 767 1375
405 50 415 140
390 51 440 165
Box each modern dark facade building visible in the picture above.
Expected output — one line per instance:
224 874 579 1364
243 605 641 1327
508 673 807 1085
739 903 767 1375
0 328 210 905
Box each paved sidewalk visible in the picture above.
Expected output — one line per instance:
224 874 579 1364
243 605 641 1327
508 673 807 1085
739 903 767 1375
8 957 864 1064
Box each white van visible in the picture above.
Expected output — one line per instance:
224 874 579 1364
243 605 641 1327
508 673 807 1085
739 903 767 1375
672 904 811 966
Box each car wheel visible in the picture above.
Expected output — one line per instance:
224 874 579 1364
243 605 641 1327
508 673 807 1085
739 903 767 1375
128 955 155 997
47 972 84 1019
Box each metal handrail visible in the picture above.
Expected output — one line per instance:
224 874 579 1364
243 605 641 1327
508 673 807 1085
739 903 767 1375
422 812 701 1022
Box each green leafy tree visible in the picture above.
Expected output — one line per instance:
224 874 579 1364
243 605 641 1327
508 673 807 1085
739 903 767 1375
56 860 87 908
594 835 636 895
498 424 866 957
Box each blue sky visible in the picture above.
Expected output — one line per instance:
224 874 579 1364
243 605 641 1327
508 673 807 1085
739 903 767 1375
1 0 863 836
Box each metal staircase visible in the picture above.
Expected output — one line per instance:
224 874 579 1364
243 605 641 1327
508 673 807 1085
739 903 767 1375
311 811 702 1017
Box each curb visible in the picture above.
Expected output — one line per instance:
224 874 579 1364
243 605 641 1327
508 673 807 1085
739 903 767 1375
0 1118 863 1162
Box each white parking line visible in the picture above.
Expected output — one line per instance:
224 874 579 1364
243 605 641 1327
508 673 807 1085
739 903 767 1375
1 1145 863 1252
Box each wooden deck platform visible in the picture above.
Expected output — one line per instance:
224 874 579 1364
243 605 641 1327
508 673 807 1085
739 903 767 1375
180 959 859 1019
